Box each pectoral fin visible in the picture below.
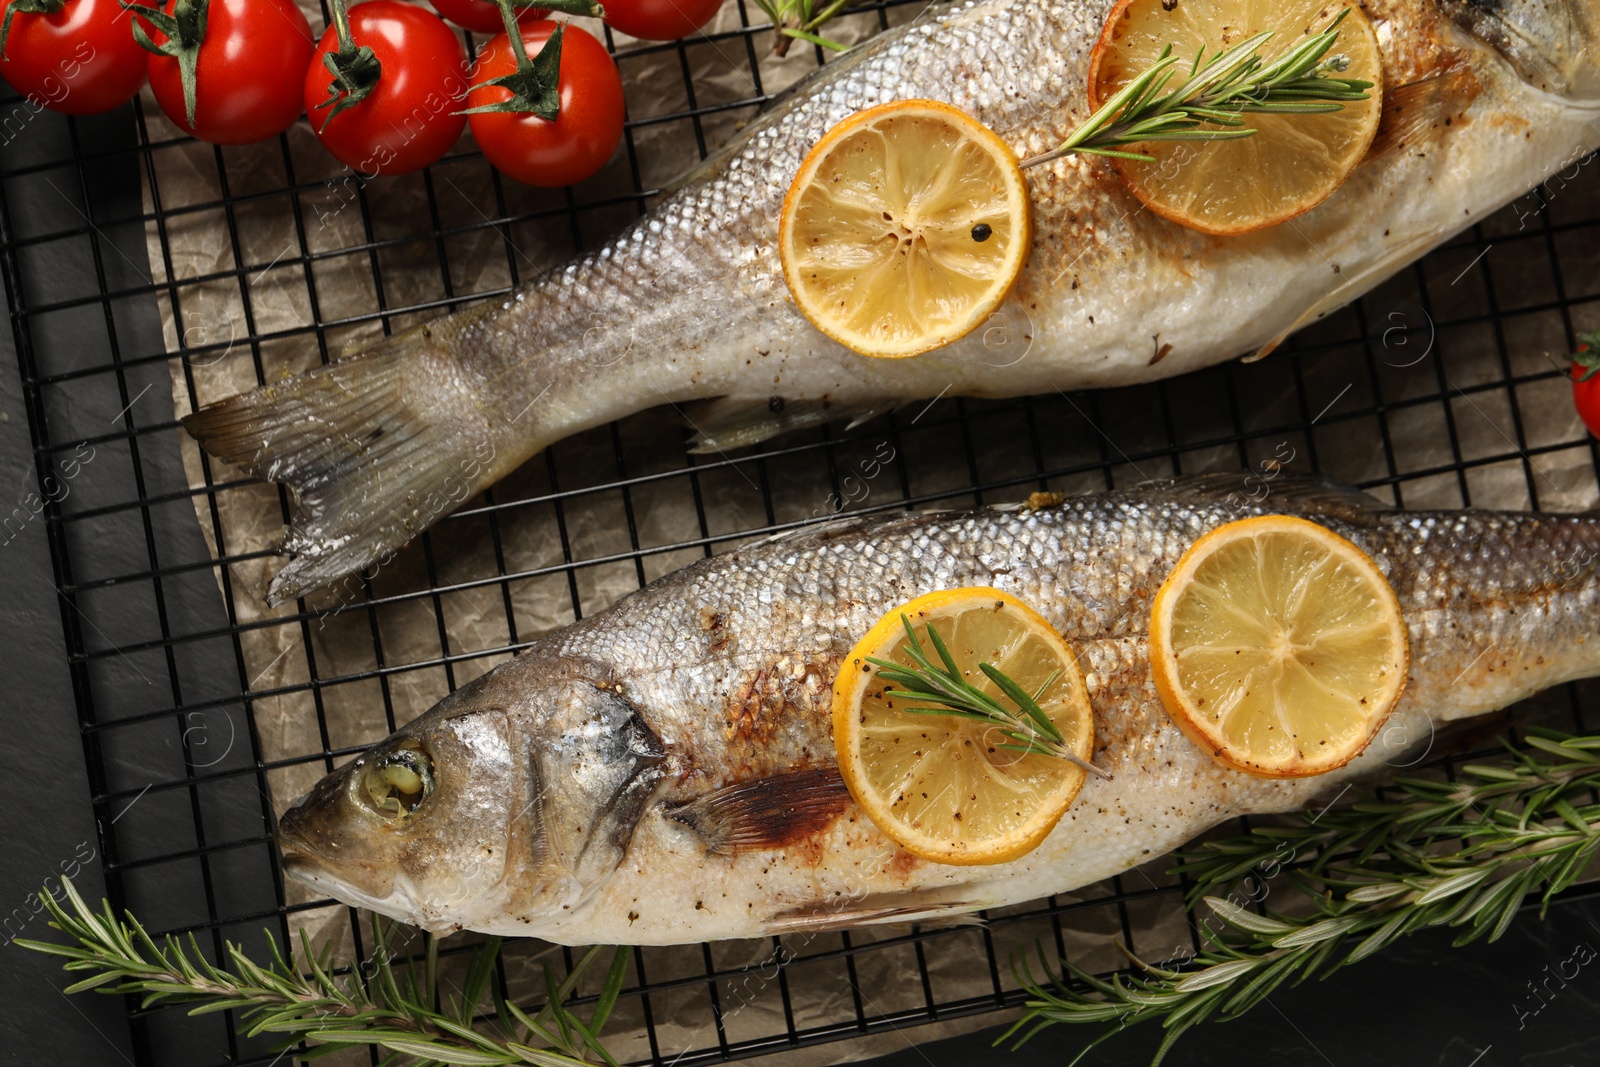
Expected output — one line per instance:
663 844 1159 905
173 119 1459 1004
1246 68 1482 363
1365 67 1480 161
684 396 898 452
667 767 853 855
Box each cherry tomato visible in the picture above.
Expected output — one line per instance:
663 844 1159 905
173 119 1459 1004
603 0 721 40
142 0 315 144
1574 354 1600 439
306 1 468 176
467 21 623 187
428 0 544 36
0 0 146 114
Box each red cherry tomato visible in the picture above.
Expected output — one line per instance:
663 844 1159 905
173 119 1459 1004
306 1 468 176
142 0 314 144
0 0 147 114
1574 360 1600 439
603 0 721 40
467 21 623 187
427 0 545 36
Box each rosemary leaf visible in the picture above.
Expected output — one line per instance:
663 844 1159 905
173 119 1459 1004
751 0 867 55
1001 728 1600 1062
14 883 630 1066
865 614 1109 778
1023 8 1372 170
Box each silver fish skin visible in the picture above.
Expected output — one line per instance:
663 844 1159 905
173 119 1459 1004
275 477 1600 944
185 0 1600 603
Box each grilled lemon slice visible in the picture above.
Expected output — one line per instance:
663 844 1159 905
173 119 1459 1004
832 588 1094 865
1087 0 1383 236
1149 515 1409 778
779 100 1031 359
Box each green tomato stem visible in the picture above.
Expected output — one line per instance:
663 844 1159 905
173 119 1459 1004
311 0 381 131
496 0 531 64
122 0 210 130
1 0 68 60
328 0 354 52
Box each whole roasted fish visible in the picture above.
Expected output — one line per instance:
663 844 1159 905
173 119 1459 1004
184 0 1600 603
275 477 1600 944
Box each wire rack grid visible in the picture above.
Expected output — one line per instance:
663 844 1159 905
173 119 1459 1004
3 1 1600 1064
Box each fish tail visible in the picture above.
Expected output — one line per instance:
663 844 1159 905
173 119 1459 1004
183 323 503 605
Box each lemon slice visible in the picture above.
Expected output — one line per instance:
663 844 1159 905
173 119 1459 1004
778 100 1032 359
1149 515 1409 778
832 588 1094 865
1087 0 1383 236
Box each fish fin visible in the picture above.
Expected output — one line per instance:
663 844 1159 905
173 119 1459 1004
1365 66 1480 161
1246 228 1440 363
666 767 853 855
684 396 899 453
1245 68 1479 364
182 326 497 605
1131 473 1392 524
754 509 962 552
769 895 982 934
756 514 879 546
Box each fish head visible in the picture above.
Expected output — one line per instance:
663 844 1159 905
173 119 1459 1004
275 699 528 931
276 658 668 933
1444 0 1600 101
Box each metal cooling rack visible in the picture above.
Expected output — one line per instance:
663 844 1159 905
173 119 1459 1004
3 1 1600 1064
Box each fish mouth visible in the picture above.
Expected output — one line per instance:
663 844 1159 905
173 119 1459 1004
278 834 398 913
276 802 399 913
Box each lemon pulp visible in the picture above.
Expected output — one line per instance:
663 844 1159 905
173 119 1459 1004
779 100 1031 359
1149 515 1409 778
1088 0 1384 236
832 588 1094 864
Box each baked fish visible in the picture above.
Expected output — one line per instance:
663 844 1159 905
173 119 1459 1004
184 0 1600 604
275 477 1600 944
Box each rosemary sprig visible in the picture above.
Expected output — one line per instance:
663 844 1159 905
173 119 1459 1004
866 615 1110 779
751 0 866 55
1022 9 1374 170
1001 728 1600 1065
16 878 629 1066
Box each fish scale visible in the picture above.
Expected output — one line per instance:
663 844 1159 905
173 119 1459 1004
184 0 1600 602
275 478 1600 943
572 490 1597 792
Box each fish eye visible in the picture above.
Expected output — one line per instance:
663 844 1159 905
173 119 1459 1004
363 743 434 818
